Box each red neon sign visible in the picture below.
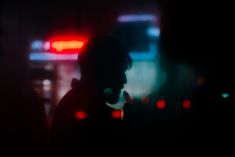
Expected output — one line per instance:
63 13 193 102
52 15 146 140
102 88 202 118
49 34 88 53
51 40 85 52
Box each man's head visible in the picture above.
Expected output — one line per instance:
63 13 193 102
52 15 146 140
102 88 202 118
78 35 132 104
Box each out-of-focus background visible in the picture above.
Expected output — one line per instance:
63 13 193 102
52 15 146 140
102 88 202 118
1 0 235 149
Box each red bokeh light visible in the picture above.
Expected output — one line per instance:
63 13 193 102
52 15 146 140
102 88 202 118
156 99 166 110
111 110 123 119
141 96 150 104
49 34 88 53
51 40 85 52
75 111 87 120
182 99 191 109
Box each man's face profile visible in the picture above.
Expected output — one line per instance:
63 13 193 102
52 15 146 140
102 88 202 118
78 35 132 104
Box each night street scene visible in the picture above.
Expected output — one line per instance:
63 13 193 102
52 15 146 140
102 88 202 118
1 0 234 155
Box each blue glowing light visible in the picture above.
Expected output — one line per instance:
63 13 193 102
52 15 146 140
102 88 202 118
31 40 50 50
118 14 157 22
147 27 160 37
31 40 43 50
29 52 78 61
130 43 157 60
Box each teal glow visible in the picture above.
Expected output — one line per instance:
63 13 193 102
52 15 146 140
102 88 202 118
222 92 229 99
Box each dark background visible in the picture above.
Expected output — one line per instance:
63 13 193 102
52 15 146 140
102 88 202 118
1 0 235 152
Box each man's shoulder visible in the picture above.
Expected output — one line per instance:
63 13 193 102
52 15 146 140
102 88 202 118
59 78 82 101
58 88 82 106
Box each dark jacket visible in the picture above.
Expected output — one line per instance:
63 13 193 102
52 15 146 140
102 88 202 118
50 78 125 154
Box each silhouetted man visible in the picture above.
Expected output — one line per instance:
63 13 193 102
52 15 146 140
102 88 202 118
50 35 132 154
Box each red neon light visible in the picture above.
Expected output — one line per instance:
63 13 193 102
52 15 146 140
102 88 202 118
51 40 85 52
156 99 166 110
49 33 88 53
75 111 87 120
141 96 150 104
111 110 123 119
182 99 191 109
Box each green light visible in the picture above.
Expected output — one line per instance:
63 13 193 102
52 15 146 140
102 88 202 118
222 92 229 99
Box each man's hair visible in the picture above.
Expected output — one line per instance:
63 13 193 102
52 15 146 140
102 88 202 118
78 35 132 75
